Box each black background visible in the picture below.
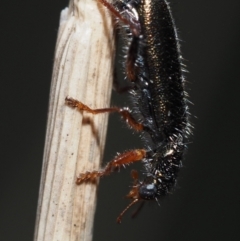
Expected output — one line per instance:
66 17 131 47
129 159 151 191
1 0 240 241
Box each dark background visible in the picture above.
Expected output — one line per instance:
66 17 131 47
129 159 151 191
1 0 240 241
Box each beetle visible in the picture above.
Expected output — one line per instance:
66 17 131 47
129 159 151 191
66 0 191 223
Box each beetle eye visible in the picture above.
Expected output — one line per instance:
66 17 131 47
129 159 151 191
139 183 157 200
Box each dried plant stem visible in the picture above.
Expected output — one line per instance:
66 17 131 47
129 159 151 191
34 0 114 240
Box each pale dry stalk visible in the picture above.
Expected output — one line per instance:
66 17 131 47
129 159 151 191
34 0 114 240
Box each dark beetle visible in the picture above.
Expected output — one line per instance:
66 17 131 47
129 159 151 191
66 0 192 222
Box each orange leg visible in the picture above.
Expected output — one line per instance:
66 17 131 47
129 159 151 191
66 97 147 221
65 97 144 131
76 149 146 184
97 0 140 82
97 0 140 36
117 170 143 223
